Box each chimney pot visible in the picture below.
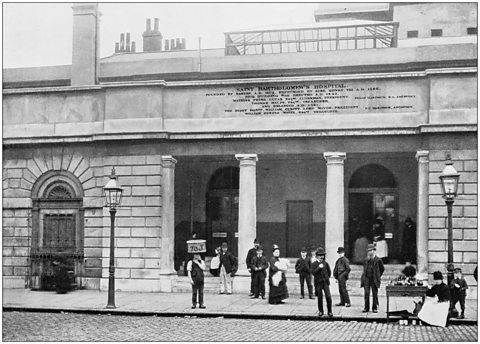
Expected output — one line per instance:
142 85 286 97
120 33 125 51
165 39 170 50
131 41 136 52
126 32 131 52
154 18 159 31
146 18 151 32
171 38 175 50
115 42 119 53
181 38 186 50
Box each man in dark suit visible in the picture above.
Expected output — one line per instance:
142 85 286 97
250 245 268 299
333 246 351 307
246 238 260 296
361 244 384 313
310 247 333 317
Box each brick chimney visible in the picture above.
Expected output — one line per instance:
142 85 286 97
71 3 99 86
143 18 163 52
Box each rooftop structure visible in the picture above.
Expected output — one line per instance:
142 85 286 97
224 20 398 55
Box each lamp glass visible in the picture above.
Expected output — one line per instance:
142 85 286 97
439 168 460 199
103 173 123 209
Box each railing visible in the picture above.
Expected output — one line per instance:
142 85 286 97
225 22 399 55
28 249 84 291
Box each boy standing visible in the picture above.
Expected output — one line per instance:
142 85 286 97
219 242 237 295
333 247 351 307
187 253 206 309
450 268 468 319
295 247 313 299
250 245 268 299
310 247 333 317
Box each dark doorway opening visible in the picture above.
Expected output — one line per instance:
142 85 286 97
206 167 240 256
286 201 313 257
348 164 401 264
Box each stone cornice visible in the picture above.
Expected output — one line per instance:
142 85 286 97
3 67 477 95
2 124 476 146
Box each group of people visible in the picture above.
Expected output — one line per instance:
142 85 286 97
186 237 471 323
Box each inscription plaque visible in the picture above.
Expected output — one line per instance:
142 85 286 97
201 80 424 116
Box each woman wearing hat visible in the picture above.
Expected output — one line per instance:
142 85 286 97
268 244 289 304
418 271 451 327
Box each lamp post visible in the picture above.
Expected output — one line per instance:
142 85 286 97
103 167 123 309
438 155 460 287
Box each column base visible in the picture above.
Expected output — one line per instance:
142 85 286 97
159 272 178 292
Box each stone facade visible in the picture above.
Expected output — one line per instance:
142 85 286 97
428 149 478 288
2 3 477 296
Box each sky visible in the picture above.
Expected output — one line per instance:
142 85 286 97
3 2 323 68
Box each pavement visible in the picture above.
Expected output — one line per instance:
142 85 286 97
3 288 477 324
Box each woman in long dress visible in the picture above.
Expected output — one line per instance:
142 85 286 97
268 244 289 304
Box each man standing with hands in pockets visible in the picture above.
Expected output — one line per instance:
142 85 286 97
333 247 351 307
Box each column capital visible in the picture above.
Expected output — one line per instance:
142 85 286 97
324 152 346 164
161 155 177 168
416 150 429 163
235 154 258 166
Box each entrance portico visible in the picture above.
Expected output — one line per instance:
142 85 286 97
173 148 421 271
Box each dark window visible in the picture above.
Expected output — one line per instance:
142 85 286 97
349 164 397 188
467 27 477 35
431 29 443 37
407 30 418 38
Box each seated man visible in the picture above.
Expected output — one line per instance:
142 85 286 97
402 261 417 278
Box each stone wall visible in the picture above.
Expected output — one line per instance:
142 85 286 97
428 148 478 296
2 145 166 291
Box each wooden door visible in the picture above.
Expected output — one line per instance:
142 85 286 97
286 201 313 257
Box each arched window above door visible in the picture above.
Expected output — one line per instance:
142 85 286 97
208 166 239 190
349 164 397 188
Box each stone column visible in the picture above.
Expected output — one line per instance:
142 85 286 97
159 156 177 290
324 152 346 262
416 151 429 275
235 154 258 275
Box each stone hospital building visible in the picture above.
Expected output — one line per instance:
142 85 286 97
2 3 478 295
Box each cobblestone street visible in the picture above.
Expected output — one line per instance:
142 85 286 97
2 311 478 342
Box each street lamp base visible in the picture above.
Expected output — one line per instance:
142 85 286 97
106 304 116 309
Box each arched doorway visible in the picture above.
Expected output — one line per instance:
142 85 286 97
348 164 398 264
206 166 239 256
30 171 84 290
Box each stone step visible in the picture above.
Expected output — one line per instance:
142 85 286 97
171 275 393 296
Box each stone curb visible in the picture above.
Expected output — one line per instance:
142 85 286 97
3 306 477 325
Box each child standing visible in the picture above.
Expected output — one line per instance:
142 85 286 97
250 245 268 299
295 247 313 299
310 247 333 317
187 253 206 309
450 268 468 319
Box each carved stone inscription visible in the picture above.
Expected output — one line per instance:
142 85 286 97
204 80 423 116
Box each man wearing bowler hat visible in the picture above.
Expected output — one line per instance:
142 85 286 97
310 247 333 317
333 247 351 307
361 243 384 313
218 242 237 295
246 238 260 296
